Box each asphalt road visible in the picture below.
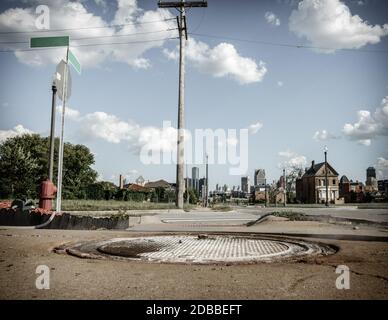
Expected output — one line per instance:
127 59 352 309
234 205 388 223
156 206 388 225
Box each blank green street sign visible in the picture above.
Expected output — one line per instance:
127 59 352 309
30 36 69 48
68 49 81 75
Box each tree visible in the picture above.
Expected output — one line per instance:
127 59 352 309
285 165 303 203
184 188 198 204
0 134 97 199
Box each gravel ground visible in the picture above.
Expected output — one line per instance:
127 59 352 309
0 222 387 300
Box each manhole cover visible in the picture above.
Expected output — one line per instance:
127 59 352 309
57 234 336 264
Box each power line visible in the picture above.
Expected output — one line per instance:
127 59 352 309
191 6 207 33
190 32 388 54
0 28 178 45
0 37 178 52
0 18 176 35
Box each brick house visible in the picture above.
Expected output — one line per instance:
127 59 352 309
296 160 339 204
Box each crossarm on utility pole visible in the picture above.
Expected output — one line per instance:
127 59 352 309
158 1 207 8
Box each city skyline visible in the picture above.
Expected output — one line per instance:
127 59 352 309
0 0 388 190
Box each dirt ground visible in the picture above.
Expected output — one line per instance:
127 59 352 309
0 224 387 300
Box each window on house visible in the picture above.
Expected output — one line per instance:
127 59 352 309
333 180 336 185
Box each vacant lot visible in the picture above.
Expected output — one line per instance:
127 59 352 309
0 228 387 299
61 199 177 211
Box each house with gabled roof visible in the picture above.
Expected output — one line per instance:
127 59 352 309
144 179 174 190
296 160 340 204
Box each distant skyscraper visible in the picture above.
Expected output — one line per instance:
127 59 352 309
192 167 200 193
254 169 266 186
366 166 378 191
366 167 376 179
241 176 250 193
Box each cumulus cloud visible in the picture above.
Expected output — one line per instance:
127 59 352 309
289 0 388 52
164 38 267 84
343 96 388 146
0 0 177 68
265 12 281 26
278 150 307 168
313 129 339 141
376 157 388 179
376 157 388 168
60 107 178 153
78 111 139 144
56 106 81 121
0 124 34 142
248 121 263 134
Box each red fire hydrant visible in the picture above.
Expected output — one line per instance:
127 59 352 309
39 180 57 211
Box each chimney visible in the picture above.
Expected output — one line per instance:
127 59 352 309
311 160 315 168
119 174 124 189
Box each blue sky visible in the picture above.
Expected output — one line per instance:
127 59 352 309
0 0 388 189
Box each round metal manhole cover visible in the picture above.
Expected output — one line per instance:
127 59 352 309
58 234 336 264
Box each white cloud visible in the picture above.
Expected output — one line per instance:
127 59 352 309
277 81 283 87
162 47 178 60
343 96 388 146
313 129 339 141
289 0 388 52
56 106 81 121
60 107 178 153
0 0 177 68
78 111 139 144
376 157 388 168
278 150 296 158
376 157 388 179
265 12 281 26
164 38 267 84
357 139 371 146
278 149 307 168
0 124 34 142
248 121 263 134
138 124 177 153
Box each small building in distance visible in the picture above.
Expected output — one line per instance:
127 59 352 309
241 176 250 193
365 166 378 192
339 175 365 203
144 179 174 190
296 160 340 204
378 180 388 193
254 169 266 187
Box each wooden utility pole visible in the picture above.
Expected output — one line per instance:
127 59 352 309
158 0 207 209
283 168 287 207
205 154 208 207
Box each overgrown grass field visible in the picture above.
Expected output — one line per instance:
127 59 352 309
60 200 177 211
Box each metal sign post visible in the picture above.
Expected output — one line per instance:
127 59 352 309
30 36 81 214
55 47 69 213
30 36 70 212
